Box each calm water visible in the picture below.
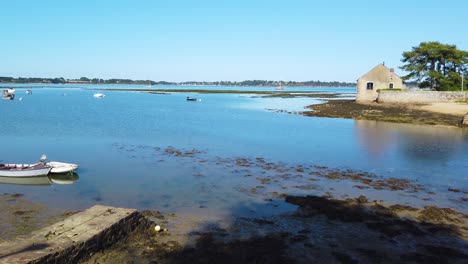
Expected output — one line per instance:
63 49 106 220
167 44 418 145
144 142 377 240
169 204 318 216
0 85 467 217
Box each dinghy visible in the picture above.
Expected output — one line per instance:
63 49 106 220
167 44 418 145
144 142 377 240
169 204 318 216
0 163 52 177
46 161 79 174
0 155 78 177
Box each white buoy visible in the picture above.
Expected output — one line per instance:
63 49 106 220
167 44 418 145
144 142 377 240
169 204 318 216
154 225 161 232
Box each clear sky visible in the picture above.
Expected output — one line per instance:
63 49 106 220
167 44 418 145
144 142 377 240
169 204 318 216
1 0 466 82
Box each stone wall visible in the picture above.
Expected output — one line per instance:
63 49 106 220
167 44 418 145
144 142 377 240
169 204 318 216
377 91 468 104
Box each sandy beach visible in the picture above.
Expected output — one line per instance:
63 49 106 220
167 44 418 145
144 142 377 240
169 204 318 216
414 102 468 116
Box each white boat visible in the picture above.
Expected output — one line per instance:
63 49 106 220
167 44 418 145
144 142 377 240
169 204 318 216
93 93 105 98
2 89 15 100
47 161 78 174
275 81 284 90
0 163 52 177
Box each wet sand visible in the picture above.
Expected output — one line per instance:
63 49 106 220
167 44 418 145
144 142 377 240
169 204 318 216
2 192 466 263
0 193 75 242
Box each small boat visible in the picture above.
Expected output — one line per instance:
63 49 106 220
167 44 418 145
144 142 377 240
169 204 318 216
2 89 15 100
26 89 32 94
0 155 78 177
46 161 78 174
186 96 200 101
0 163 51 177
93 93 105 98
275 81 284 90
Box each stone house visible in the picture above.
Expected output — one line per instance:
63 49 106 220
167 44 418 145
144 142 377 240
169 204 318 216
356 63 405 102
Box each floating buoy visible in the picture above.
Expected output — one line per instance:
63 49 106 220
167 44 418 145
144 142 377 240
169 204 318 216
154 225 161 232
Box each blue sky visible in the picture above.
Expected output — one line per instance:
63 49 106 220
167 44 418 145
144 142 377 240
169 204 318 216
1 0 466 82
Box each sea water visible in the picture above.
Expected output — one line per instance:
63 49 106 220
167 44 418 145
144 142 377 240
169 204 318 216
0 85 466 217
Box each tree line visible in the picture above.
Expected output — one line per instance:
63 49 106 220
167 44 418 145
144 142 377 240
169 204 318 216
0 77 355 87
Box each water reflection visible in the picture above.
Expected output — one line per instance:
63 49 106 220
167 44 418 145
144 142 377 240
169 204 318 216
355 120 467 162
0 173 79 186
50 173 79 185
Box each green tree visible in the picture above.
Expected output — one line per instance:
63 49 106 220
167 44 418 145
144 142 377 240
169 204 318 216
400 41 468 91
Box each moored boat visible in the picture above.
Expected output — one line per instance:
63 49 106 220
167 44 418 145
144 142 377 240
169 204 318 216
93 93 105 98
2 89 15 100
0 163 52 177
186 96 200 101
47 161 78 174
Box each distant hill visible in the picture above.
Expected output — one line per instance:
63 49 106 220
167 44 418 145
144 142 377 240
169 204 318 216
0 76 355 87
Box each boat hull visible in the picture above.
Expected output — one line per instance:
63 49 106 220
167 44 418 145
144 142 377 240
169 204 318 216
0 164 51 177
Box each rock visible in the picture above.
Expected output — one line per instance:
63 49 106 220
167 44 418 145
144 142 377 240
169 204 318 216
357 195 368 204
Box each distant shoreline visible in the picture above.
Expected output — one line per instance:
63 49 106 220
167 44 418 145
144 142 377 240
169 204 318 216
0 77 356 87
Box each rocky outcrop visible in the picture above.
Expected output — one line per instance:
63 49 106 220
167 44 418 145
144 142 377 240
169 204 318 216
463 113 468 126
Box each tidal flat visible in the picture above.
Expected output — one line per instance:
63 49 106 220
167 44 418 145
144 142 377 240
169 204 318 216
302 99 465 127
82 146 468 263
2 146 466 263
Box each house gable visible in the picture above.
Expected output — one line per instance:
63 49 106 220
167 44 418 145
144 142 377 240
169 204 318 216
356 64 404 102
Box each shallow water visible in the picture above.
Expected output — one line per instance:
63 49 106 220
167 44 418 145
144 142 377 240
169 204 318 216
0 85 466 218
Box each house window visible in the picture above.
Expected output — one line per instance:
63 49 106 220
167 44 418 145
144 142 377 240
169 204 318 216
366 82 374 90
389 83 394 89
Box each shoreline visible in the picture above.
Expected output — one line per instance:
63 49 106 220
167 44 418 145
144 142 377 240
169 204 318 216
3 191 466 263
82 195 467 263
302 99 467 127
